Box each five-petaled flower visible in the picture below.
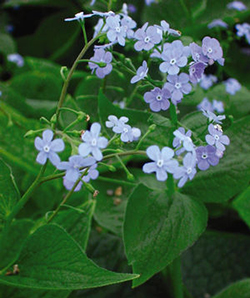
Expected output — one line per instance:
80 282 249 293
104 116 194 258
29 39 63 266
196 145 219 170
130 60 148 84
35 129 65 166
79 123 108 161
142 145 178 181
205 124 230 152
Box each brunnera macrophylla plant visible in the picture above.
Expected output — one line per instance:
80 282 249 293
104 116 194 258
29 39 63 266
2 1 250 298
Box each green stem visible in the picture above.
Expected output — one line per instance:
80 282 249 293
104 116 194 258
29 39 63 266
5 164 47 227
53 33 103 129
168 257 184 298
47 169 88 223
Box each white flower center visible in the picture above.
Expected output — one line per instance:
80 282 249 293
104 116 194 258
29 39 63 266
214 134 220 141
186 167 192 175
144 36 150 43
170 58 176 65
157 159 164 167
115 26 121 33
195 53 200 60
91 138 97 146
123 127 129 133
191 67 196 73
202 153 208 159
207 47 213 53
175 82 181 89
156 95 162 101
43 145 50 153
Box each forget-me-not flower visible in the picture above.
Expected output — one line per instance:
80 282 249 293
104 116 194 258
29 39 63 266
134 22 161 51
208 19 228 29
212 99 224 113
199 74 217 90
159 40 190 75
227 1 247 11
189 42 209 64
142 145 178 181
173 152 197 187
205 124 230 151
64 11 93 22
224 78 241 95
173 127 194 155
106 15 126 46
202 109 226 124
164 73 192 105
89 48 112 79
121 15 137 39
202 36 224 65
63 178 83 192
78 122 108 161
197 98 213 111
57 155 96 182
35 130 65 166
105 115 129 128
189 62 207 84
7 53 24 67
236 23 250 44
196 145 219 170
130 60 148 84
144 87 171 112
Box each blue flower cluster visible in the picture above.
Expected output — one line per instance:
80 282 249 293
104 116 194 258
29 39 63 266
35 123 109 191
143 121 230 187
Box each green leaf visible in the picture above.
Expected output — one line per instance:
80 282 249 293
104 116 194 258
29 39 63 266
0 219 33 269
183 116 250 202
124 184 207 287
93 179 135 236
212 279 250 298
182 231 250 298
0 159 20 222
53 201 95 250
0 224 138 290
232 186 250 228
0 33 16 55
0 103 47 175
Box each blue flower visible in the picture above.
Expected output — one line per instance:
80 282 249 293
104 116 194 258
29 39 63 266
142 145 178 181
159 40 190 75
64 11 93 22
205 124 230 152
134 22 162 51
199 74 217 90
121 15 136 39
224 78 241 95
212 99 224 113
78 123 108 161
236 23 250 44
208 19 228 29
63 178 83 192
57 155 96 182
202 109 226 124
202 36 224 66
144 87 171 112
130 60 148 84
105 115 129 128
106 116 141 142
7 53 24 67
145 0 156 5
34 130 65 166
197 98 213 112
154 20 181 37
89 48 112 79
173 152 197 187
90 0 96 5
82 164 99 182
173 127 194 155
164 73 192 105
196 145 219 170
189 42 209 64
227 1 247 11
189 62 206 84
106 15 126 46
